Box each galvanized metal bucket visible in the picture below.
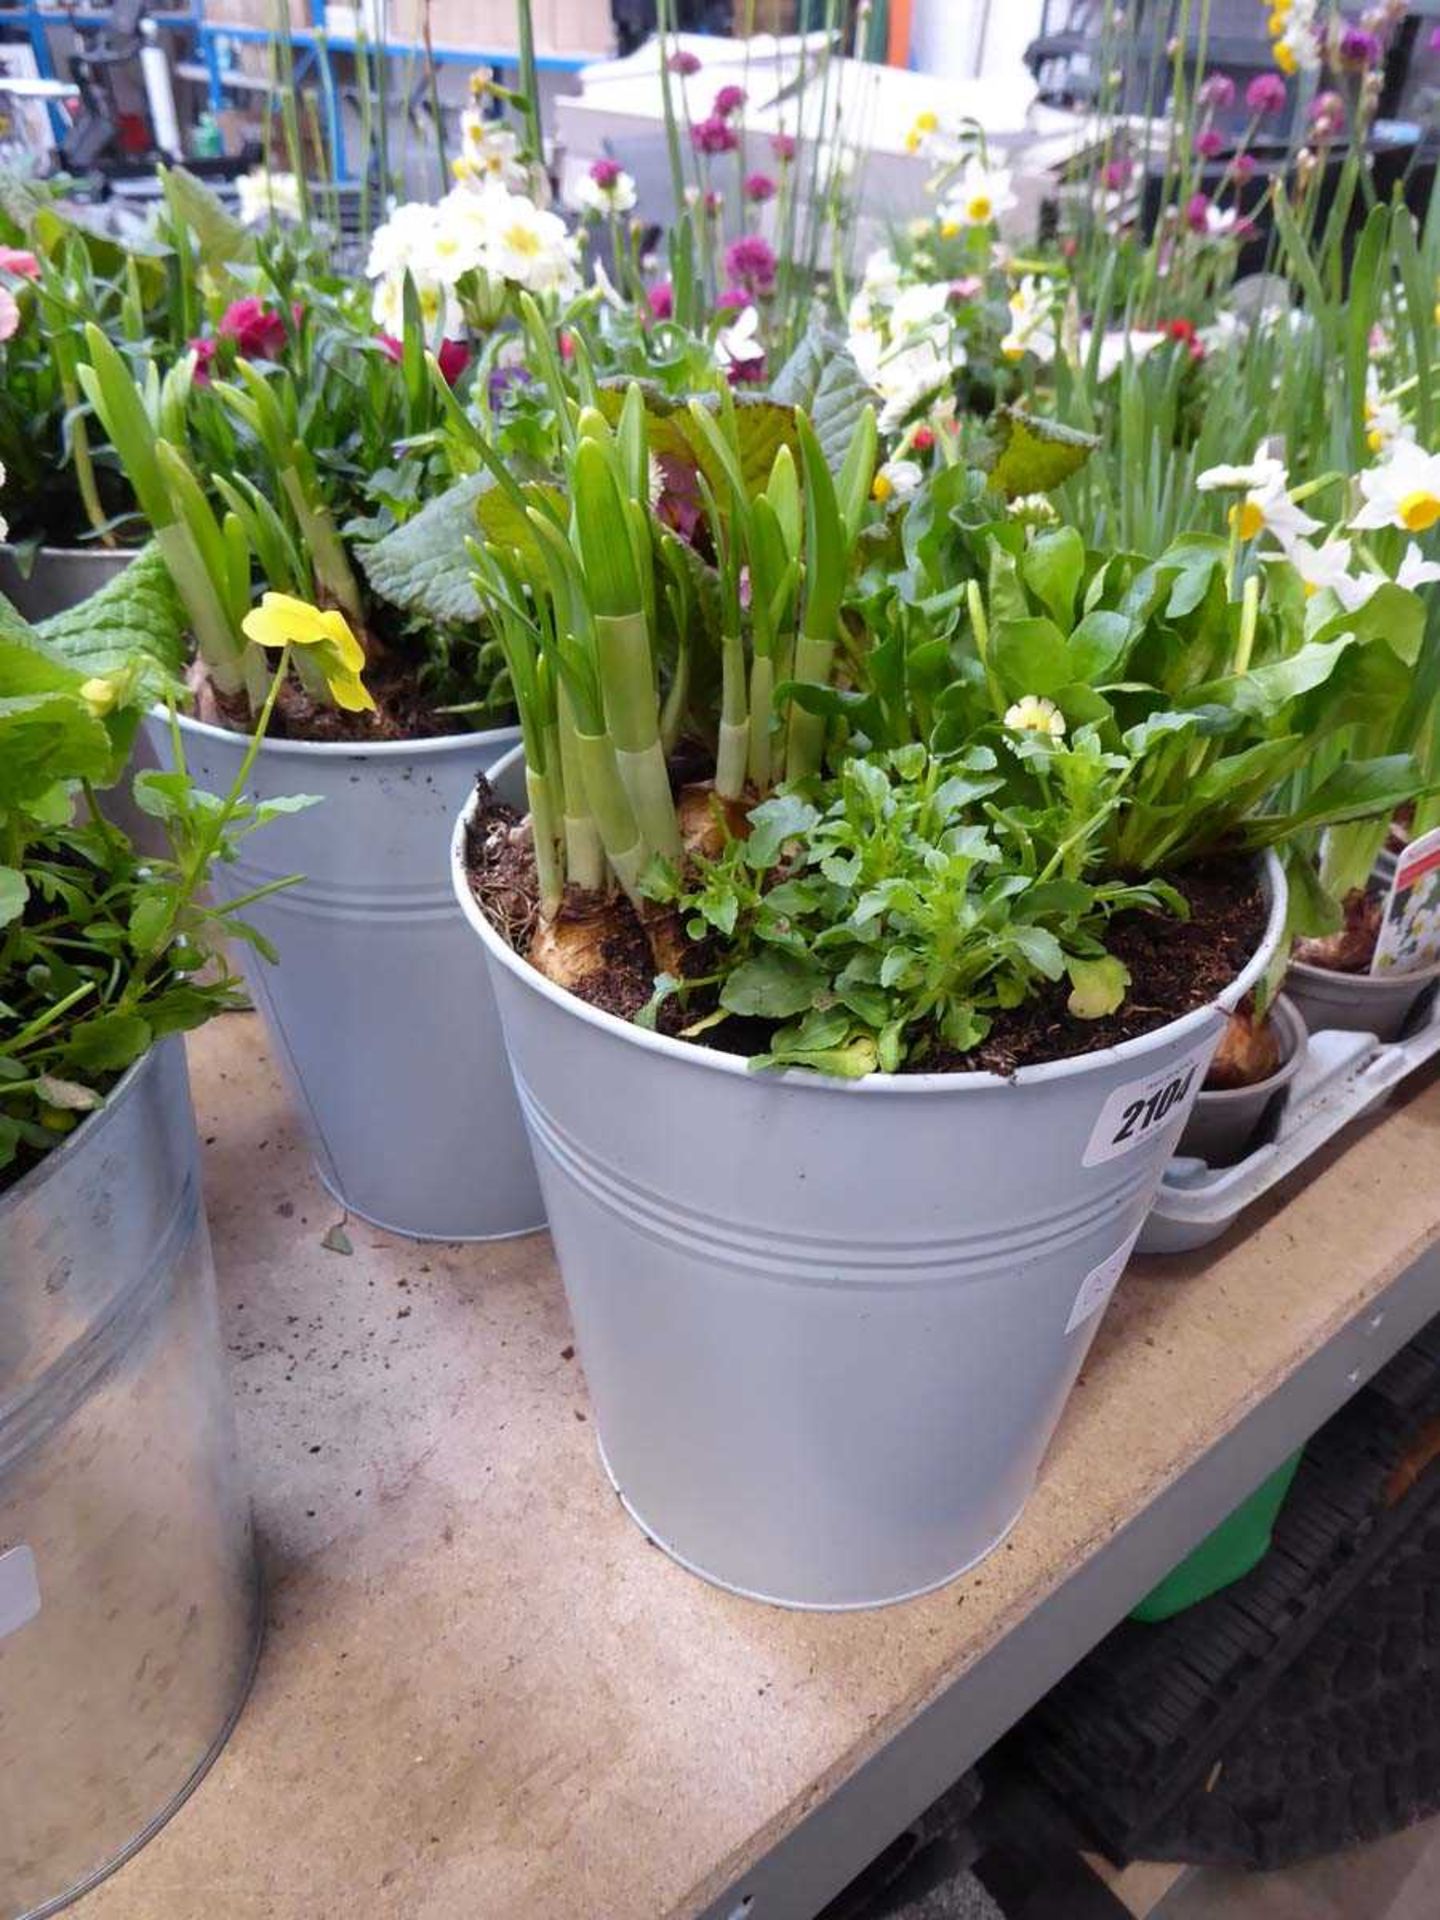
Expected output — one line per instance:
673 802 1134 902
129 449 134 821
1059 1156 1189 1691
146 713 543 1242
0 545 133 622
453 754 1288 1609
0 1036 260 1917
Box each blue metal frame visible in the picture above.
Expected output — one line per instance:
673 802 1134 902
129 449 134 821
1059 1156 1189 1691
0 2 592 181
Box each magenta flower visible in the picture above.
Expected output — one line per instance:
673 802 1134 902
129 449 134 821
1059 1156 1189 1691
716 283 749 312
437 338 470 385
1196 72 1236 109
691 115 738 156
219 296 288 360
1194 127 1224 159
1338 25 1381 66
1431 23 1440 51
1185 191 1212 234
948 275 983 301
1233 150 1257 180
703 189 724 216
589 157 622 189
1100 156 1133 190
1245 72 1288 115
712 84 747 117
745 171 777 202
187 334 216 379
647 280 674 320
724 233 777 294
667 49 701 76
771 131 797 163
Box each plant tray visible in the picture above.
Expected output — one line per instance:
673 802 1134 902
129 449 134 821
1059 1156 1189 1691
1139 985 1440 1256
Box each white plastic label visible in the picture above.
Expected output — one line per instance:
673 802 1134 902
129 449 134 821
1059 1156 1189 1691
1082 1039 1214 1168
1066 1226 1144 1335
0 1544 40 1640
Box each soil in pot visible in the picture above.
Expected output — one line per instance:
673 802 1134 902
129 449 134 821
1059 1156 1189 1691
462 774 1268 1076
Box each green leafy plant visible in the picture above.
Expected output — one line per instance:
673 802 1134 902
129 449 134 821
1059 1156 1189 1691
0 593 315 1185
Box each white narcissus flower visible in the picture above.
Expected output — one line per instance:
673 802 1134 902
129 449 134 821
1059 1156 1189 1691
861 248 903 303
1074 328 1167 381
1001 274 1057 364
235 168 303 226
874 336 965 433
1290 536 1377 610
1005 695 1067 737
715 304 764 373
1197 446 1320 550
1352 437 1440 534
872 459 923 503
939 157 1016 231
1364 370 1404 455
1396 542 1440 591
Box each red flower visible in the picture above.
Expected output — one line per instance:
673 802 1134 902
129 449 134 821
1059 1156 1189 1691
911 425 936 452
647 280 674 321
667 49 702 76
188 336 217 382
558 329 575 361
1166 318 1205 362
437 337 470 384
219 296 287 360
376 332 470 384
589 157 622 189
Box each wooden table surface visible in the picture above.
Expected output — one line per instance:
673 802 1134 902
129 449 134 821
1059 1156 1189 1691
78 1015 1440 1920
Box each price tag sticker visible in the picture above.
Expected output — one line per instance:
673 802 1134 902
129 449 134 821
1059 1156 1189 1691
1082 1038 1214 1168
1066 1225 1144 1335
0 1544 40 1641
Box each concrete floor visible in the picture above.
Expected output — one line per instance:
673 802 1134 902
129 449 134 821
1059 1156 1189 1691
1156 1815 1440 1920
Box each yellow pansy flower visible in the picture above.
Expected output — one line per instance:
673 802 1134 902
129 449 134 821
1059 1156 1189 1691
242 592 377 714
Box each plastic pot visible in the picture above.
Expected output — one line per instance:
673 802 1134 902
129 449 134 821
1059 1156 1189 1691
1285 955 1440 1043
1177 994 1307 1168
146 712 543 1242
0 543 133 622
1 1037 260 1916
452 752 1289 1610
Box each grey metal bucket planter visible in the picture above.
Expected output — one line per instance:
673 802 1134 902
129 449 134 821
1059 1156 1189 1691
453 753 1289 1610
0 1037 260 1918
0 544 132 622
146 712 543 1242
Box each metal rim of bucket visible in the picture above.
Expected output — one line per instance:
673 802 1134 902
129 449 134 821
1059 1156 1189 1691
452 744 1288 1098
160 705 520 763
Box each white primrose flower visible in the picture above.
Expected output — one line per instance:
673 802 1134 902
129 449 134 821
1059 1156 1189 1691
872 459 923 504
235 168 303 226
1004 694 1066 737
1352 437 1440 535
860 247 904 304
1001 275 1057 364
939 157 1016 231
1196 447 1320 549
476 187 581 297
456 116 528 191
